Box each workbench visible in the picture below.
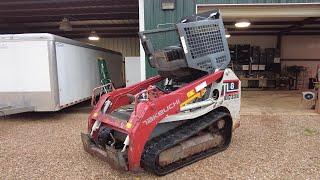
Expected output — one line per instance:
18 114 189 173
240 77 268 89
240 77 294 90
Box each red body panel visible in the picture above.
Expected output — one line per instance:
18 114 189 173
87 71 224 171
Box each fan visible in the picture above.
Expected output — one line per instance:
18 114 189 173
302 92 316 101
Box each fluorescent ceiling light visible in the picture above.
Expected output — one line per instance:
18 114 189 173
59 18 72 31
235 19 250 28
225 29 231 38
88 30 100 41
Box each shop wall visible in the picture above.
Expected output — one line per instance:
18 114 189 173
75 37 140 57
227 36 277 49
281 35 320 77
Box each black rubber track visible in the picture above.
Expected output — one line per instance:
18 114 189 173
140 111 233 176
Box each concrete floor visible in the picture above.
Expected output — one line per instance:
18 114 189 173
0 90 319 179
241 90 318 115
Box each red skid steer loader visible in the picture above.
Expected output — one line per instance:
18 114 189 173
81 10 241 176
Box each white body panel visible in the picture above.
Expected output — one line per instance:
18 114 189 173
56 42 104 106
0 41 51 92
161 69 241 130
0 33 123 113
125 57 141 87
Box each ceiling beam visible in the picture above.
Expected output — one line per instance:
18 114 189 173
0 23 139 28
55 32 139 38
0 23 140 31
57 32 138 36
62 34 139 38
280 17 320 33
0 32 139 38
224 21 320 26
282 32 320 35
2 14 139 24
227 27 320 32
0 0 139 37
230 32 278 36
230 32 320 36
0 29 139 34
0 0 138 9
57 31 139 36
0 6 138 17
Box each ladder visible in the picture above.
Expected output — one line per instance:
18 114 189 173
97 58 112 93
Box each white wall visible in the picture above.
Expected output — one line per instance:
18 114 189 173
281 35 320 59
227 35 277 49
281 35 320 77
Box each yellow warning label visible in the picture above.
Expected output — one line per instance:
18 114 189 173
187 90 195 98
126 123 132 129
181 88 207 108
200 88 207 95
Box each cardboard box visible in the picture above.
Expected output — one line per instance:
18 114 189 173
252 64 259 70
242 65 249 70
259 65 266 71
274 57 281 63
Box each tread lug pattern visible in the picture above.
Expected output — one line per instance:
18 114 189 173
140 111 232 176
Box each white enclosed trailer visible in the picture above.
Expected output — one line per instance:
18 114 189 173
0 33 124 116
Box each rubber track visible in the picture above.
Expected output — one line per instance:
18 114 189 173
140 111 232 176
